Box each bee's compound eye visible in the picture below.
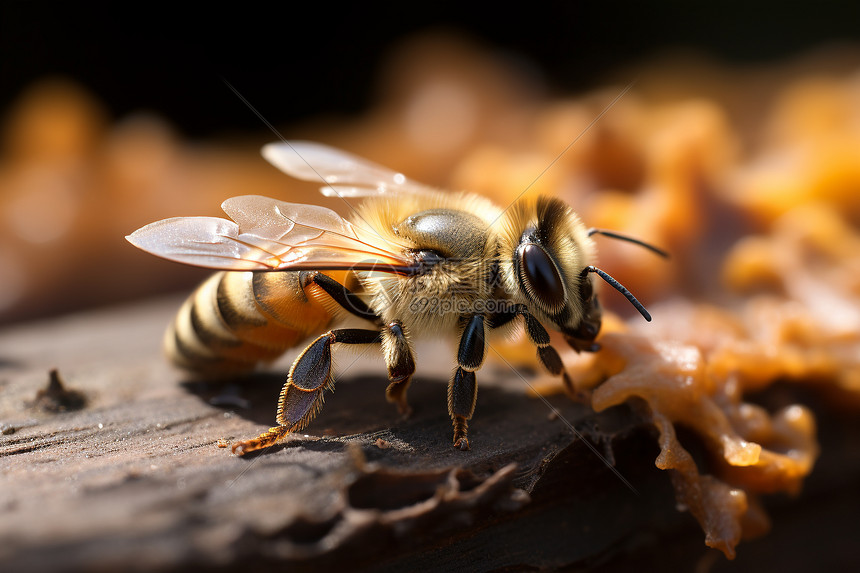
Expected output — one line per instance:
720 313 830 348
519 243 565 311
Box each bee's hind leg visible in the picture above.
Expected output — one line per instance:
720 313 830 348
304 271 381 323
382 321 415 417
310 274 417 417
232 328 381 455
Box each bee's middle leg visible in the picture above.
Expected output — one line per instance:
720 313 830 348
449 314 485 450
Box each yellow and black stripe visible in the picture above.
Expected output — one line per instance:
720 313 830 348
164 270 347 375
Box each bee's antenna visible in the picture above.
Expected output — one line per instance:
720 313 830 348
582 265 652 322
587 228 670 259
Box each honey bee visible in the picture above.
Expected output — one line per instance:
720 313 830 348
127 142 667 454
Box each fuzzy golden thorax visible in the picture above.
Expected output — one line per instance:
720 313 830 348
352 190 504 335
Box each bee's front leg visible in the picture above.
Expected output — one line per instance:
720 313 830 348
232 328 381 455
515 306 565 376
449 314 485 450
512 305 576 393
489 304 572 393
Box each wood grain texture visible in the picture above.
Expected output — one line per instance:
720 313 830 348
1 298 858 572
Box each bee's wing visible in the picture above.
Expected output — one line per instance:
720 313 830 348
126 195 415 273
262 141 438 198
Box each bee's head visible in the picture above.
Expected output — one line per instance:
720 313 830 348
500 196 662 351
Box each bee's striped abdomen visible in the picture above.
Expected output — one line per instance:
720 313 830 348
165 270 337 375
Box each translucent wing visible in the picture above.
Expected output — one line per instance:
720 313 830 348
126 195 415 273
262 141 438 198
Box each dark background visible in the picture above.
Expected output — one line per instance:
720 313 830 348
1 2 859 325
3 2 860 138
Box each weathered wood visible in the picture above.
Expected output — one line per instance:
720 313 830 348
1 298 858 572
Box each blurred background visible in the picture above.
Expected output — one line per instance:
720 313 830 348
1 2 860 325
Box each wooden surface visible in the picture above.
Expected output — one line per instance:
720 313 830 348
1 297 859 572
